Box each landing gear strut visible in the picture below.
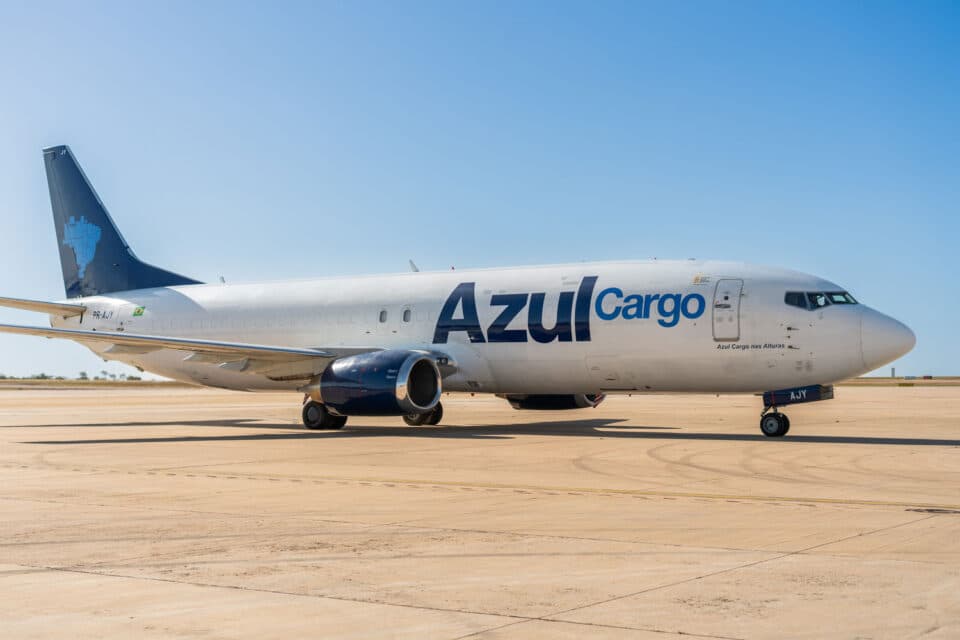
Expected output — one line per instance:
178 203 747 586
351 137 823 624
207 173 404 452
302 399 348 430
759 407 790 437
402 401 444 426
758 384 835 438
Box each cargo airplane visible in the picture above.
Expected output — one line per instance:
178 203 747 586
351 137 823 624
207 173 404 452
0 146 915 437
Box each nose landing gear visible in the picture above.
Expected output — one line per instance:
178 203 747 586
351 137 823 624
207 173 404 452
758 384 833 437
759 408 790 437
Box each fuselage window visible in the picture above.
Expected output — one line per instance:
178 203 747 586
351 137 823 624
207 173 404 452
402 309 411 323
379 309 387 323
784 292 808 309
807 292 830 309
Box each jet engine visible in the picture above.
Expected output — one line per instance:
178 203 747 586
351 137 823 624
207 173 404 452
314 350 442 416
502 393 605 410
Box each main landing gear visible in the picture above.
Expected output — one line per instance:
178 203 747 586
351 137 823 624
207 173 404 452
759 408 790 438
301 398 445 429
402 402 444 426
302 399 348 430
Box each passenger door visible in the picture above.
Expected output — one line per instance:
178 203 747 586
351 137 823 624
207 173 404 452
712 279 743 341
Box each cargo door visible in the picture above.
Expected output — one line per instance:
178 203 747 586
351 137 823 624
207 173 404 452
712 279 743 341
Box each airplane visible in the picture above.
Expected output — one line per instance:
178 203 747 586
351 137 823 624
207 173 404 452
0 145 915 437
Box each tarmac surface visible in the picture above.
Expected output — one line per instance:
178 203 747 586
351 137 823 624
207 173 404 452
0 385 957 639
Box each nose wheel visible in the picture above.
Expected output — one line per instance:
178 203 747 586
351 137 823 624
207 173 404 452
759 409 790 437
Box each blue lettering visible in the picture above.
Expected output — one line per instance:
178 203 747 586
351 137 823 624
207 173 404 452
529 291 574 343
432 277 704 345
488 293 529 343
593 289 706 328
656 294 682 327
433 282 485 344
594 287 622 321
642 294 660 319
574 276 598 341
621 294 644 319
682 293 706 319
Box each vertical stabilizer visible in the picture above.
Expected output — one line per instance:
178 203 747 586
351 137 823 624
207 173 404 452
43 145 201 298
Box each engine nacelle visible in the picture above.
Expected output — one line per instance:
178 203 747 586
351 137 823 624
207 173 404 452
502 393 605 410
314 350 442 416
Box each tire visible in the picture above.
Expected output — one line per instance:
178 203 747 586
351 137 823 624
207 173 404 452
302 401 347 430
780 414 790 435
403 402 443 426
426 402 443 425
760 413 787 437
403 412 430 426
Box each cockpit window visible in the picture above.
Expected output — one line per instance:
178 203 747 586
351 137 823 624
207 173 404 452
807 292 830 308
786 291 858 310
784 292 807 309
827 291 857 304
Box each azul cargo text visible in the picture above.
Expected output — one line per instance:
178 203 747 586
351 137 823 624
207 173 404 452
432 276 707 344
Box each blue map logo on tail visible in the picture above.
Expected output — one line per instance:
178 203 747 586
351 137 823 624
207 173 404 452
63 215 102 279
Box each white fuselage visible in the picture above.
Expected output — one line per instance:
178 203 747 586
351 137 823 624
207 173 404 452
51 260 913 395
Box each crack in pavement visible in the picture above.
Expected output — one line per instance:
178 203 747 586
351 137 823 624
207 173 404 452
451 514 939 640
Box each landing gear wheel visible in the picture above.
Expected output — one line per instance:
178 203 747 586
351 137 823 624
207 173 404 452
760 412 789 437
302 401 347 430
403 412 429 426
403 402 443 427
426 401 443 425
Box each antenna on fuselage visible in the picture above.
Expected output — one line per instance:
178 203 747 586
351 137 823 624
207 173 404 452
408 260 420 273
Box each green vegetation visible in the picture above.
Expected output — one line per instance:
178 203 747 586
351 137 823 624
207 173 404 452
0 372 148 382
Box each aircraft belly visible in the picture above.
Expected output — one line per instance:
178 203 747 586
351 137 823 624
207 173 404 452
88 346 300 392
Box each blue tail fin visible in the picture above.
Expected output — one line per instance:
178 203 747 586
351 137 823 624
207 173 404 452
43 145 202 299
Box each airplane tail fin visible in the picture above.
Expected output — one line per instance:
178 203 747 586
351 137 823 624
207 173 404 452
42 145 201 299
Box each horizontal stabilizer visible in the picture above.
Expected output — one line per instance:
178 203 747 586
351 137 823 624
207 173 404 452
0 296 86 318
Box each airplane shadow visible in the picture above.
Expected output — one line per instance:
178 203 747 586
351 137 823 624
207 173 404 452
9 418 291 430
18 418 960 447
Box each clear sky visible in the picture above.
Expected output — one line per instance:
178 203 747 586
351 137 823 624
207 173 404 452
0 1 956 378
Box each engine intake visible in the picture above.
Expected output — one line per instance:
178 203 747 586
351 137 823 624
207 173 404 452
317 350 442 416
503 393 605 410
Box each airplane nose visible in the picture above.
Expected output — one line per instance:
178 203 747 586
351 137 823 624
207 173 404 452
860 308 916 371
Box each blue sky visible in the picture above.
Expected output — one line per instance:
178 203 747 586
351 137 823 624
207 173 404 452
0 1 956 377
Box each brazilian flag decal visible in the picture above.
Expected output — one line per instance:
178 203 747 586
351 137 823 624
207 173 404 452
133 306 145 317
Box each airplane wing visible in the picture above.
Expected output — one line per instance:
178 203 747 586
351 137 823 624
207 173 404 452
0 296 86 318
0 323 366 381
